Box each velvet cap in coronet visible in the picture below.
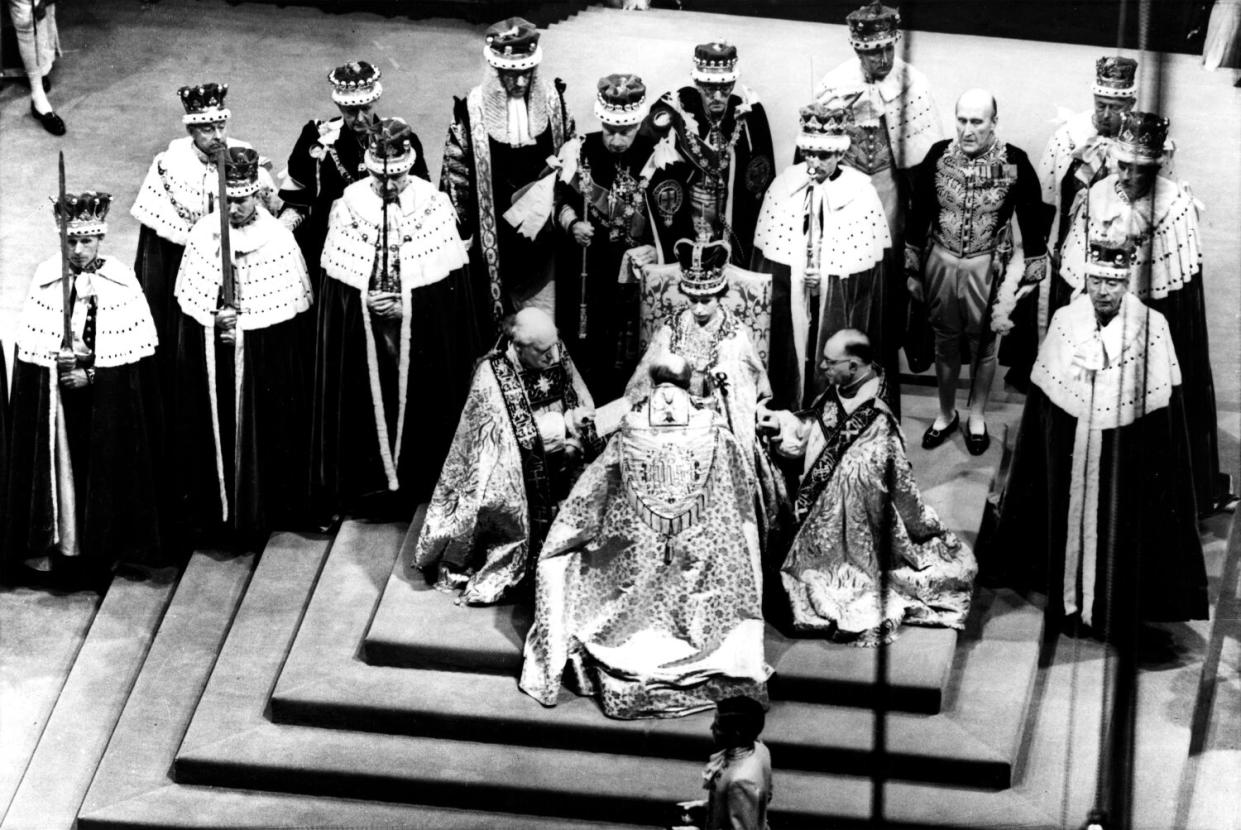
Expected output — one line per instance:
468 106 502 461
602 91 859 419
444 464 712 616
1085 238 1137 280
224 148 261 198
484 17 542 71
1092 56 1138 99
363 116 417 176
328 61 383 107
847 1 901 51
1112 110 1169 165
179 82 231 126
52 191 112 237
595 74 648 127
797 101 853 153
691 41 739 85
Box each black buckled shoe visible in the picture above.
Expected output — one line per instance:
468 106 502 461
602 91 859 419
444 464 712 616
965 425 991 456
921 411 959 450
31 103 66 136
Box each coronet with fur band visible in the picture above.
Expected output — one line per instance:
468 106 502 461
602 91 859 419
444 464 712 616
675 237 731 297
847 1 901 51
1091 56 1138 99
595 74 647 127
1112 110 1169 165
797 101 853 153
484 17 542 71
364 117 417 176
224 148 262 198
52 191 112 237
329 61 383 107
180 83 231 126
1085 239 1136 280
691 41 739 85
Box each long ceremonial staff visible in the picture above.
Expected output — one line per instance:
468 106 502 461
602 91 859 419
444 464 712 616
578 157 591 339
215 148 235 309
58 152 73 355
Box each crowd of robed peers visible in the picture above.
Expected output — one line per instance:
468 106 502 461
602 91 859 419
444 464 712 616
0 3 1225 823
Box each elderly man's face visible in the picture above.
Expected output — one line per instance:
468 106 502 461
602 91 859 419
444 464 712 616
338 103 375 134
602 123 640 155
856 44 895 81
1087 274 1127 322
68 235 102 270
805 150 844 183
955 98 996 158
498 69 533 98
371 170 409 203
227 193 258 227
1116 159 1158 201
1092 95 1133 137
697 82 734 118
515 334 558 369
189 120 229 157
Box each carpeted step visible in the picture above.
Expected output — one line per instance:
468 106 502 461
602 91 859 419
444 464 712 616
364 576 957 713
0 584 100 820
272 507 1034 789
2 565 180 829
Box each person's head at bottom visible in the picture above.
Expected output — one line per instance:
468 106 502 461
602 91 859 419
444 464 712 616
711 695 766 751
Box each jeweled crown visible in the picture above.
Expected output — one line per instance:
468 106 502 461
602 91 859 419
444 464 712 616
224 147 261 197
846 1 901 50
675 237 731 297
328 61 383 107
1092 56 1138 98
797 101 854 153
485 17 542 71
691 41 739 84
595 74 648 127
364 116 417 176
1114 110 1169 164
179 82 231 125
52 191 112 237
1086 238 1136 279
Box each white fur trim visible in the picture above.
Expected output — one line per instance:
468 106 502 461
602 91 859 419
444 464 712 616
595 98 648 127
331 81 382 107
18 257 158 369
182 108 231 126
796 134 851 153
484 42 542 71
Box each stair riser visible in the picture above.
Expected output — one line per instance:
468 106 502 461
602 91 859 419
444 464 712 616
362 643 946 714
172 756 904 830
267 697 1011 788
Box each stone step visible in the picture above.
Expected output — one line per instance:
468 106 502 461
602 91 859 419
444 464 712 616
1 565 179 829
364 575 958 714
284 514 1018 788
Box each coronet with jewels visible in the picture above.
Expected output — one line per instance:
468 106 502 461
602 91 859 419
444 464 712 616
484 17 542 71
846 1 901 51
1112 110 1169 165
224 147 262 198
52 191 112 237
595 73 648 127
179 82 231 126
797 101 853 153
691 41 739 85
675 236 730 296
328 61 383 107
1085 238 1136 280
364 116 418 176
1092 55 1138 99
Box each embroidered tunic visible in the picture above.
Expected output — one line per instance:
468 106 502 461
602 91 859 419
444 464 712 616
414 342 603 605
520 393 770 718
772 373 975 645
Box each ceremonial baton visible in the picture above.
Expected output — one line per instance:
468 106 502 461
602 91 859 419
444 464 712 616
57 152 74 356
578 157 591 340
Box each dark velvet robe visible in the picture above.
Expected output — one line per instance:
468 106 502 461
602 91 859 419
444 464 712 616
312 267 482 521
645 88 775 266
2 358 165 578
554 131 658 401
989 385 1208 629
174 313 310 544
